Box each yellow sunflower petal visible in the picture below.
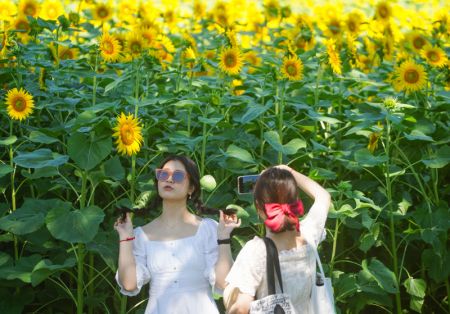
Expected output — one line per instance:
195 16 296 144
5 87 35 121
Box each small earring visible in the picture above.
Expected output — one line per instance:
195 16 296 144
188 194 192 200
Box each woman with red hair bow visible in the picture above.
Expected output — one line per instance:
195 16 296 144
224 165 331 314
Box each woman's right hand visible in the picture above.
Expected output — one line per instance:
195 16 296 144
114 212 134 238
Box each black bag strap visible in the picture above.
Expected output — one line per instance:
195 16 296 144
263 237 284 295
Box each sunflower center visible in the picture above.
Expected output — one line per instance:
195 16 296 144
427 51 439 62
286 63 297 76
413 37 425 50
13 97 27 112
225 53 237 67
103 41 114 54
329 21 341 35
120 125 135 145
60 49 73 60
24 4 37 16
131 42 141 53
404 69 419 84
98 8 109 18
16 21 29 30
378 6 389 19
348 21 356 32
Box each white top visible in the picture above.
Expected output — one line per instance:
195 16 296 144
225 204 327 313
115 218 220 314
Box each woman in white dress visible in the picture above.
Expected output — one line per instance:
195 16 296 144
114 155 241 314
224 165 331 314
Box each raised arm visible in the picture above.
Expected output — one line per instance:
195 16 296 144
214 210 241 290
115 212 138 292
276 165 331 242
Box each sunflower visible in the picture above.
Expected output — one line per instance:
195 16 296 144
325 39 342 75
58 47 79 60
193 0 206 19
420 45 447 68
346 11 364 35
0 0 17 22
367 132 380 153
141 27 157 47
408 31 428 53
93 3 112 23
40 0 64 20
125 33 145 58
280 55 303 81
244 51 261 74
19 0 39 17
112 113 143 156
152 35 175 64
99 33 121 62
375 1 391 22
183 47 196 68
394 60 427 92
5 88 35 121
232 79 245 96
218 46 243 76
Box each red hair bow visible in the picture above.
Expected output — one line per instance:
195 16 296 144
264 200 304 232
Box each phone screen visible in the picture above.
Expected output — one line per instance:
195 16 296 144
237 175 260 194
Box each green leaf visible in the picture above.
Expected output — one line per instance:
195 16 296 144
0 199 70 235
28 131 59 144
238 103 269 123
404 130 434 142
13 149 69 169
403 277 426 298
226 144 255 163
422 145 450 168
31 258 76 286
410 296 424 313
0 164 13 178
0 136 17 146
68 132 112 171
264 131 306 155
86 231 118 271
362 258 398 293
354 149 388 167
0 252 11 267
46 205 105 243
0 254 41 283
103 156 125 180
225 204 249 220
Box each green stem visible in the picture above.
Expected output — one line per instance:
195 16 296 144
385 116 402 314
329 219 340 275
446 278 450 314
92 51 99 106
87 253 94 314
77 171 88 314
131 155 136 203
200 104 209 177
9 121 18 263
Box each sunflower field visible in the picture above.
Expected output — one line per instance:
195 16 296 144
0 0 449 313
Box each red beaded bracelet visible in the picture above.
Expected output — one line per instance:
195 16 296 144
119 236 135 243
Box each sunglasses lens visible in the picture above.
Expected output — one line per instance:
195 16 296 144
156 170 169 181
172 171 185 183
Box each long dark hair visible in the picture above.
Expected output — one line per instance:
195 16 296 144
253 167 298 233
148 155 217 215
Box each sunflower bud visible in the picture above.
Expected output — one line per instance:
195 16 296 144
383 97 398 110
200 175 217 192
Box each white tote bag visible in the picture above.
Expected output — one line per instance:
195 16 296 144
309 241 335 314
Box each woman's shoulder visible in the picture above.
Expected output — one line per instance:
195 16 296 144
200 217 218 229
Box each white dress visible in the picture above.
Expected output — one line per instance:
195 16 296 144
115 218 220 314
225 204 327 314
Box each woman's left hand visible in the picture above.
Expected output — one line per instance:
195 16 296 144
218 210 241 239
